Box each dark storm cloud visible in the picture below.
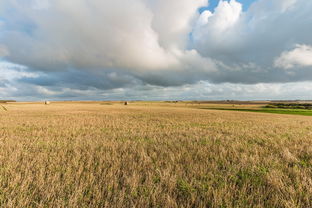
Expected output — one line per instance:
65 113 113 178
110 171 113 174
19 69 141 90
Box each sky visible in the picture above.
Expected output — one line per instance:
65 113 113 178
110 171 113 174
200 0 255 12
0 0 312 101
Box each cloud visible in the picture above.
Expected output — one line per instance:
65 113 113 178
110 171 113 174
0 45 8 57
193 0 312 82
274 44 312 69
0 0 209 72
0 0 172 70
147 0 206 49
195 0 242 35
0 61 37 81
1 0 312 100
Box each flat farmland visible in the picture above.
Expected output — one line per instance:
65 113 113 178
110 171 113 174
0 102 311 207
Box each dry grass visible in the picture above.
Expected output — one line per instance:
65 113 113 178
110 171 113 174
0 102 311 207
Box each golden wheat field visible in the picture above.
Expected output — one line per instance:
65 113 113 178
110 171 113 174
0 102 311 208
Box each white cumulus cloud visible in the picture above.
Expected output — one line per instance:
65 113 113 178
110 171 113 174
274 44 312 69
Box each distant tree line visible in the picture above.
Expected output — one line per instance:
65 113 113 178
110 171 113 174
265 103 312 110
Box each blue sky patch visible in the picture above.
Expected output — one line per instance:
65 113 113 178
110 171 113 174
199 0 257 13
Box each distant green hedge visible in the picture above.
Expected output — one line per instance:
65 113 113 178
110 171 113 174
265 103 312 110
